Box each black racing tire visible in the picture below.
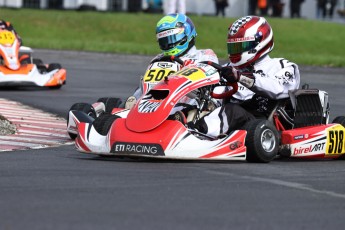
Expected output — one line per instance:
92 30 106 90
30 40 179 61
97 97 123 113
68 103 96 118
244 119 280 163
45 63 63 89
33 58 44 65
47 63 62 72
67 103 96 139
48 85 62 90
332 116 345 127
93 113 119 136
36 64 47 73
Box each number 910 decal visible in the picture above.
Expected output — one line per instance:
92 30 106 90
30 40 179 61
326 125 345 155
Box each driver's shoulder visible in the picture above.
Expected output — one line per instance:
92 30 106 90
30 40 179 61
196 48 217 57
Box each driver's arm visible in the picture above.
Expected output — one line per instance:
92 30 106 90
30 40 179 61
251 65 300 100
198 49 219 64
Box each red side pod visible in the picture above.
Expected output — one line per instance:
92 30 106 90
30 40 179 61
281 124 345 159
280 125 330 145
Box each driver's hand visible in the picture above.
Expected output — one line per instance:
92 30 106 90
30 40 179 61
220 66 239 83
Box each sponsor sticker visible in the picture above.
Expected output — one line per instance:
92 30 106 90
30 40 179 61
229 141 242 150
228 36 255 43
111 142 164 156
156 28 184 39
293 143 325 155
294 134 304 140
157 63 174 69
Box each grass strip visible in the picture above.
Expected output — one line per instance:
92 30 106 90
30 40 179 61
2 8 344 67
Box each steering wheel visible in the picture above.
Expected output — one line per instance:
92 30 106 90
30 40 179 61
199 61 238 99
150 55 184 66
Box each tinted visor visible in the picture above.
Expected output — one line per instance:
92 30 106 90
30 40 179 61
227 40 257 55
157 28 186 51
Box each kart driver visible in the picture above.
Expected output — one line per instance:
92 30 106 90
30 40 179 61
124 13 219 110
0 19 23 69
0 20 22 45
192 15 301 137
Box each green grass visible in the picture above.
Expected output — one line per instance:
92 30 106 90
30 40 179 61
2 8 345 67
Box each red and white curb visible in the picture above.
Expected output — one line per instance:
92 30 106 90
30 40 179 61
0 98 74 152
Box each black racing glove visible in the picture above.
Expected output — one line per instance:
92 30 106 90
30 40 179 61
220 66 239 83
221 66 256 88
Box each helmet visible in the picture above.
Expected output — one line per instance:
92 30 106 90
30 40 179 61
156 14 197 57
227 16 274 68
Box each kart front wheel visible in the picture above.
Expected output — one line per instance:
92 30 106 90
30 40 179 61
67 103 96 139
244 119 279 163
47 63 64 89
47 63 62 72
93 113 119 136
97 97 123 113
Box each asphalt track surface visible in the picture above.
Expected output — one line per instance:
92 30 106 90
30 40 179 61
0 50 344 230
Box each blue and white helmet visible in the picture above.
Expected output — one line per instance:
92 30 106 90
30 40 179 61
156 14 197 57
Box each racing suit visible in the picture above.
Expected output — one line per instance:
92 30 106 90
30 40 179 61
127 46 219 111
196 55 301 137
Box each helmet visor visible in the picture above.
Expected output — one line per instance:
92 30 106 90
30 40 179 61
227 38 257 55
157 28 186 51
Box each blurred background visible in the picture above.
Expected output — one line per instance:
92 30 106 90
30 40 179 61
1 0 345 22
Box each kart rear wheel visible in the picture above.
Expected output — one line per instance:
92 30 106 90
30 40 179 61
47 63 64 89
332 116 345 127
36 64 47 73
97 97 123 113
48 85 62 89
33 58 43 65
244 119 279 163
67 103 96 139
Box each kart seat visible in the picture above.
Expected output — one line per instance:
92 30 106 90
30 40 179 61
288 89 324 128
267 88 326 130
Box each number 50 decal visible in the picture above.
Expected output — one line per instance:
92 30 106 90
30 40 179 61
143 69 175 82
327 126 345 155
